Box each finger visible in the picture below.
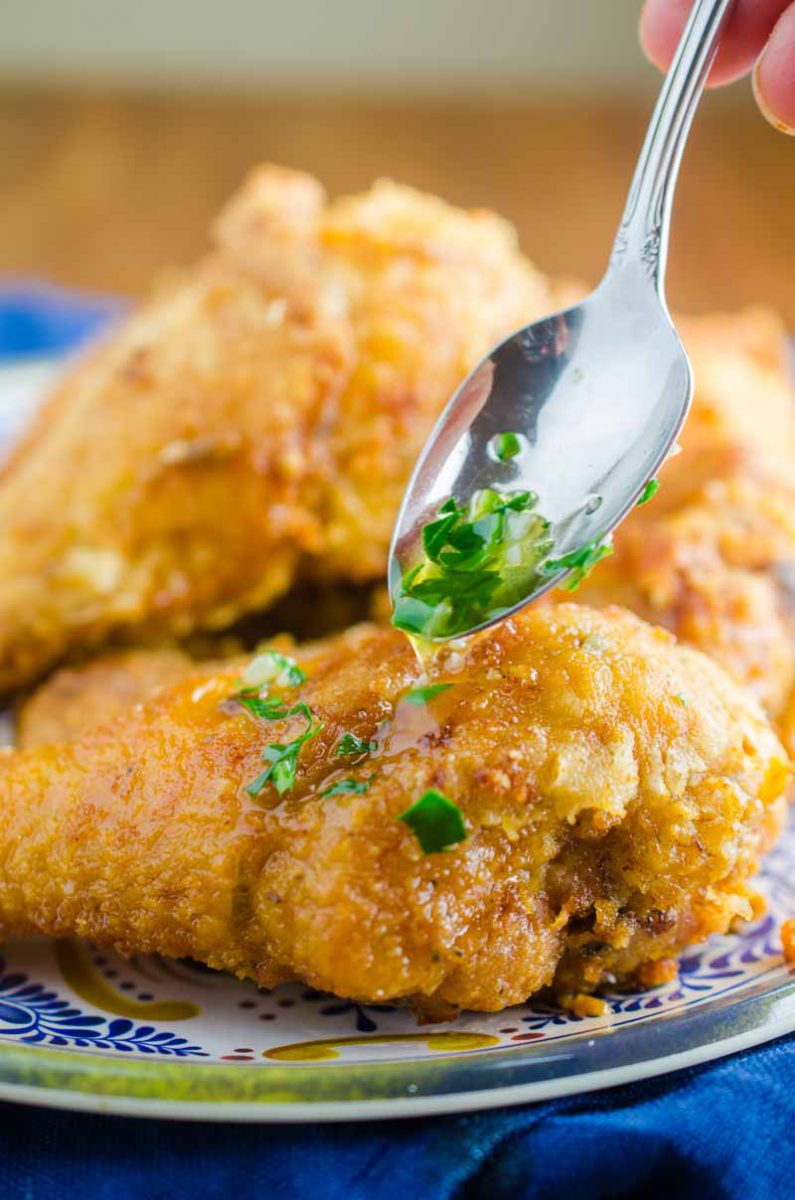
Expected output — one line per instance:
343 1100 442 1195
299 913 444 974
640 0 791 86
754 2 795 132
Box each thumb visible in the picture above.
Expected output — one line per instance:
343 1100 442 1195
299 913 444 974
753 2 795 133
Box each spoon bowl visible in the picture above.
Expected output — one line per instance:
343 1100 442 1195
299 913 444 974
388 272 692 627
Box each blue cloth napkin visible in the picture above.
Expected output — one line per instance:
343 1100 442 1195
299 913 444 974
0 280 124 362
1 282 793 1200
3 1037 795 1200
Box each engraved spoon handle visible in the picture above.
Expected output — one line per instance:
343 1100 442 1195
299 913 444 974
610 0 735 295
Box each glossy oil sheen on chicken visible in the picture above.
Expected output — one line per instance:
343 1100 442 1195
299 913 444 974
2 606 788 1015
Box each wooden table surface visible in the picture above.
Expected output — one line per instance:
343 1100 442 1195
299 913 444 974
0 85 792 324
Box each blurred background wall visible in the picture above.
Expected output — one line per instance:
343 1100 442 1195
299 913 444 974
1 0 653 91
0 0 792 322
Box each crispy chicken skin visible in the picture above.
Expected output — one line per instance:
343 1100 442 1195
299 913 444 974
2 606 788 1014
0 167 550 691
569 309 795 750
16 648 194 748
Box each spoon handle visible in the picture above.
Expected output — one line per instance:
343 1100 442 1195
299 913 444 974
610 0 735 295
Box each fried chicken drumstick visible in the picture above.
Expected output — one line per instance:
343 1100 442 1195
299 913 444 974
0 167 550 691
3 606 788 1014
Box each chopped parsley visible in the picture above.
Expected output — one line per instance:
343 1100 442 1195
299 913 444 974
490 431 522 461
392 488 553 640
674 692 688 707
231 650 318 796
243 649 305 690
636 479 660 507
336 732 378 758
233 689 293 722
404 682 453 705
398 789 467 854
242 701 322 798
542 536 613 592
321 775 375 798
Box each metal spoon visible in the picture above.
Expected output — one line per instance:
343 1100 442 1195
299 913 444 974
388 0 735 640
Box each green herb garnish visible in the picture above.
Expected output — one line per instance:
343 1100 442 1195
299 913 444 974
243 649 306 690
233 688 292 722
636 479 660 507
392 488 553 640
336 732 378 758
404 682 453 705
244 701 322 798
321 775 375 798
491 431 522 461
674 692 688 707
542 536 613 592
398 789 467 854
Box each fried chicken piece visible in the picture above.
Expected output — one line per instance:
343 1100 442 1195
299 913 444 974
1 606 788 1014
569 308 795 751
0 166 550 691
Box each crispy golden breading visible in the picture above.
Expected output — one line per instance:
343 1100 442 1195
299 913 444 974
0 167 550 691
569 309 795 750
1 606 788 1013
16 648 193 748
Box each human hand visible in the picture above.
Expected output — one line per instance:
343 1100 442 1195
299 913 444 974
640 0 795 133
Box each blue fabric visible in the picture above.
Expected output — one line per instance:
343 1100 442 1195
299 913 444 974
0 283 792 1200
2 1037 795 1199
0 279 124 361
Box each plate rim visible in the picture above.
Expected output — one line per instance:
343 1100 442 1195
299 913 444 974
0 973 792 1121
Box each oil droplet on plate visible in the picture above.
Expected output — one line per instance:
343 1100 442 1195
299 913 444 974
264 1032 500 1061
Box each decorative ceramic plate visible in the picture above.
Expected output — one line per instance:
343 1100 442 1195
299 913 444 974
0 358 793 1123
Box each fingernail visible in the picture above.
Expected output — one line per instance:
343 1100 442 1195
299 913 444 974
753 57 795 136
